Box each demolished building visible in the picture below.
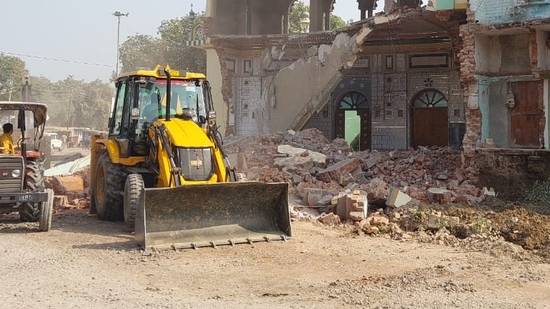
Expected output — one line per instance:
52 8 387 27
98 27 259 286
187 0 550 194
191 0 468 151
458 0 550 195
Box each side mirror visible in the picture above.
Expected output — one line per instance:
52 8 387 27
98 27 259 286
198 115 206 124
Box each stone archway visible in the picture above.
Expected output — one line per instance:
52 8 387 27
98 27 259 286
335 91 371 151
410 88 449 147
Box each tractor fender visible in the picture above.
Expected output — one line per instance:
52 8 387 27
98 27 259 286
95 139 121 164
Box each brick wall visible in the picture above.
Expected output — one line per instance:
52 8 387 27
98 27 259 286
457 17 481 174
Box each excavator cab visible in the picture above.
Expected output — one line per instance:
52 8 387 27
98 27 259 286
89 65 291 250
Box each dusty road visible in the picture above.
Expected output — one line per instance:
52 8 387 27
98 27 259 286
1 209 550 309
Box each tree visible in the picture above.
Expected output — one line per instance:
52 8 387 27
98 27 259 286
289 1 309 33
30 75 114 130
119 34 162 76
330 14 347 30
119 12 206 74
289 1 347 33
0 54 29 101
157 13 206 73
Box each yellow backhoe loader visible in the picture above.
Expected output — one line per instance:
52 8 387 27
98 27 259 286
89 65 291 250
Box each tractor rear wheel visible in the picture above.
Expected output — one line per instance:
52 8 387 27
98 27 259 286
20 159 45 222
93 151 128 221
123 173 144 231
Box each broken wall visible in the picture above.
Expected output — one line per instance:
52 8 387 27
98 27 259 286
475 33 532 75
209 0 296 35
470 0 550 24
207 10 467 148
305 51 464 150
474 148 550 200
259 32 362 133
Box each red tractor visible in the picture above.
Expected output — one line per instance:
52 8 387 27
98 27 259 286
0 101 54 231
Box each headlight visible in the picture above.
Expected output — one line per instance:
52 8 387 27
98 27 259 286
11 169 21 178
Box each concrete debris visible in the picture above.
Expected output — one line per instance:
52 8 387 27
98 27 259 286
46 175 85 195
224 128 496 227
386 188 412 208
426 188 452 204
44 155 90 177
318 213 341 226
45 169 89 208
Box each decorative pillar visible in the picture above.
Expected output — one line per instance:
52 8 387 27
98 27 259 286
358 0 375 20
309 0 324 32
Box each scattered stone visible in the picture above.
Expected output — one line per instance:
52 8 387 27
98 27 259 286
386 188 412 208
427 214 460 230
368 214 390 226
53 195 69 208
316 158 361 183
426 188 452 204
47 175 85 195
318 213 341 225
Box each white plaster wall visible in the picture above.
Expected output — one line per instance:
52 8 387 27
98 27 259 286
537 29 549 70
474 34 490 72
205 48 228 136
545 79 549 148
236 76 262 136
474 34 502 73
488 36 502 73
258 32 360 133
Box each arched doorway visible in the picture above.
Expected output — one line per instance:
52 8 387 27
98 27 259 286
410 88 449 147
335 91 371 151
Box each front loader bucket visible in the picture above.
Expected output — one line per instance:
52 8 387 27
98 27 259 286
135 182 291 250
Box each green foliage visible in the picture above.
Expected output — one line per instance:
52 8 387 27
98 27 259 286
28 75 114 130
119 12 206 74
330 14 347 30
0 54 29 101
289 1 348 33
119 34 163 74
525 178 550 205
289 1 309 33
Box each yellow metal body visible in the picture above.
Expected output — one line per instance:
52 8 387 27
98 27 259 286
116 65 206 81
89 65 292 250
91 65 217 182
147 119 228 187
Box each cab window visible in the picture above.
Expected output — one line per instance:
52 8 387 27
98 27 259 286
111 80 127 136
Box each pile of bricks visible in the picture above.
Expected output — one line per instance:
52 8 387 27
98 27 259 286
225 128 493 224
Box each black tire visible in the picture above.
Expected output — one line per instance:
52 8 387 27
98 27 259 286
20 159 45 222
93 151 128 221
39 189 54 232
124 174 144 231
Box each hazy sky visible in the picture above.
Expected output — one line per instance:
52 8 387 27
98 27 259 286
0 0 380 82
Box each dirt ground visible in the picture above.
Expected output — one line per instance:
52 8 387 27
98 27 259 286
1 203 550 309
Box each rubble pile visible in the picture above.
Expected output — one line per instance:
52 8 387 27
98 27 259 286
224 128 494 223
45 169 89 210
